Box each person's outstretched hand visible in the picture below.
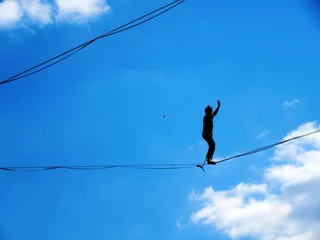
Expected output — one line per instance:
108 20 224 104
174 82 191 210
217 100 221 106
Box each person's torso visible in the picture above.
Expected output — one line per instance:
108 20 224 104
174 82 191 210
203 115 213 132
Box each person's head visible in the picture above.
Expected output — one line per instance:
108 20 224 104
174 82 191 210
205 105 212 115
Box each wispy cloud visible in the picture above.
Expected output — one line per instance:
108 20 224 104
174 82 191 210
282 99 300 109
0 0 22 29
0 0 110 30
176 217 188 230
21 0 53 25
188 144 194 151
188 140 205 151
56 0 110 24
189 121 320 240
256 130 269 139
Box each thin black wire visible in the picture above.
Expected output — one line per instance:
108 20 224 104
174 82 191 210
0 0 185 85
1 164 197 172
1 129 319 172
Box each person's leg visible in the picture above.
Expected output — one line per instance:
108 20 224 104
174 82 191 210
202 133 216 164
202 132 210 157
207 138 215 160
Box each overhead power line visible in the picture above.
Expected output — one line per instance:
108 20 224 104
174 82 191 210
0 0 185 85
1 129 319 172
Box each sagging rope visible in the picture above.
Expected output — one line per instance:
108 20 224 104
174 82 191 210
1 129 319 173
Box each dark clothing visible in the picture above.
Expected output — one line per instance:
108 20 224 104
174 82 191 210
202 131 215 160
202 103 220 160
202 114 215 159
203 114 213 133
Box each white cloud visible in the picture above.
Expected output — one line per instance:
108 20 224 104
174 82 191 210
0 0 23 28
189 121 320 240
256 130 269 139
20 0 52 25
0 0 110 30
55 0 110 23
282 99 300 109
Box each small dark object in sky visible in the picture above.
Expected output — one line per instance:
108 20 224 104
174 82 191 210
163 115 166 119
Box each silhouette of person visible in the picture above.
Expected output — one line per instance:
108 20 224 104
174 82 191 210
202 100 221 165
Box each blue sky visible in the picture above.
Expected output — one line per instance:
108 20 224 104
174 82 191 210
1 0 320 239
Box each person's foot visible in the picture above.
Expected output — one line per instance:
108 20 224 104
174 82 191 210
207 158 216 165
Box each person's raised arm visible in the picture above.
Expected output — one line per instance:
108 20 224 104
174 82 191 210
212 100 221 117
